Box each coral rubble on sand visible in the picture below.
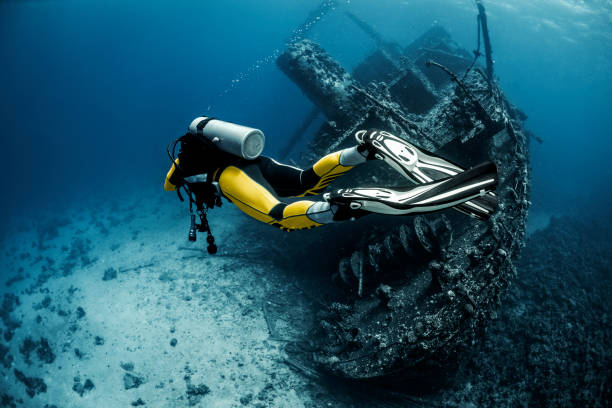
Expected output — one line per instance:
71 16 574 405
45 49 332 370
438 216 612 407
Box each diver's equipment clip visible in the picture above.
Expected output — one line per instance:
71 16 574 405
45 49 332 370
183 177 219 254
188 213 197 242
186 207 218 255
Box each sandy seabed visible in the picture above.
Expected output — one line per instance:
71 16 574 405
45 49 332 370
0 189 318 408
1 188 608 408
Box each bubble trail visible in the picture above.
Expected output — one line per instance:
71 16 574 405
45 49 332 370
208 0 344 110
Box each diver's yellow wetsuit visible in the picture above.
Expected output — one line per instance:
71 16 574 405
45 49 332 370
165 148 363 231
165 128 500 235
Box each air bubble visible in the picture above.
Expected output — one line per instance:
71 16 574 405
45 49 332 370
210 1 343 109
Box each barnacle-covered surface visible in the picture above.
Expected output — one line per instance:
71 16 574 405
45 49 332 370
276 27 531 379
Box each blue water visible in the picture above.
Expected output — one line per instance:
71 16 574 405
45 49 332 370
1 0 611 223
1 1 611 405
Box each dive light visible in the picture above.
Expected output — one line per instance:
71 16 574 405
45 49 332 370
187 211 218 254
188 214 197 242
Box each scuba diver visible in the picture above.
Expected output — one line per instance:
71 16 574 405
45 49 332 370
165 117 498 254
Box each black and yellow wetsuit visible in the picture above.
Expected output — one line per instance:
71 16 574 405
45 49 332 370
165 146 365 231
165 129 500 232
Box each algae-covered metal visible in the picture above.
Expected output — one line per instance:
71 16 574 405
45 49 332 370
276 21 531 379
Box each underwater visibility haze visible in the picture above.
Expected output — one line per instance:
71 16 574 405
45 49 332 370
0 0 610 407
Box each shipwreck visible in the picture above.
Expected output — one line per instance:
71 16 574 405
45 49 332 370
264 2 531 381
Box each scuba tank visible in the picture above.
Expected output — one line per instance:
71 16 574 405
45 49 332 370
188 117 265 160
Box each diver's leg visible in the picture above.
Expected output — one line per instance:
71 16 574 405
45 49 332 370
217 165 331 231
271 200 335 231
252 156 303 197
297 147 367 197
325 161 498 220
217 161 497 229
218 166 285 226
356 129 497 220
256 147 367 198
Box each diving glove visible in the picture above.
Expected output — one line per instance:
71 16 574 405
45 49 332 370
356 129 497 220
325 161 498 220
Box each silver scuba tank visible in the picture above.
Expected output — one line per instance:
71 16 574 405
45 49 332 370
188 117 265 160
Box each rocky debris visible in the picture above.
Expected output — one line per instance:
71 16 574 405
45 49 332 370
184 375 210 406
120 361 134 371
0 293 21 341
186 384 210 406
240 393 253 406
103 267 117 281
68 285 79 297
36 217 71 250
0 342 13 368
0 393 18 408
276 20 530 379
25 270 54 294
124 372 145 390
33 295 52 311
5 272 25 288
131 398 146 406
75 306 86 319
19 336 55 365
254 383 276 405
92 216 110 235
14 369 47 398
36 338 55 363
436 216 612 407
61 238 96 276
158 271 175 282
72 376 95 397
74 348 86 360
94 336 105 346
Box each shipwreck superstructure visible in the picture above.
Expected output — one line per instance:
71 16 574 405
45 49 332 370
270 6 531 380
